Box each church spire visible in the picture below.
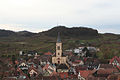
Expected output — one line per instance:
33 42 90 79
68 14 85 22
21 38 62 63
57 32 61 43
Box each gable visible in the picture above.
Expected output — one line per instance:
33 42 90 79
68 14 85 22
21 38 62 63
19 63 28 67
29 69 38 74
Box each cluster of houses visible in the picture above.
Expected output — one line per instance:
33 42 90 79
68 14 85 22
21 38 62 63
0 33 120 80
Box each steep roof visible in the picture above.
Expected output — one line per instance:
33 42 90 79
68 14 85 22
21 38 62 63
57 32 61 43
110 56 120 64
28 65 38 74
79 70 93 78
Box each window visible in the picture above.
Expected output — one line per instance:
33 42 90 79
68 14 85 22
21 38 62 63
57 46 60 50
58 61 60 64
58 53 60 55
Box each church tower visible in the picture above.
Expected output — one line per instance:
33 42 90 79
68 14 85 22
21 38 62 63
56 32 62 57
52 32 67 64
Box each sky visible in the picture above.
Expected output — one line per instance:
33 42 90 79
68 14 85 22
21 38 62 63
0 0 120 34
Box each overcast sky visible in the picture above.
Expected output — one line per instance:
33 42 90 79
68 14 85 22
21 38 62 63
0 0 120 34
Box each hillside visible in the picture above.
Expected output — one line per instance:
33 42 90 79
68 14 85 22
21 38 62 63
41 26 99 39
0 29 16 37
0 26 120 59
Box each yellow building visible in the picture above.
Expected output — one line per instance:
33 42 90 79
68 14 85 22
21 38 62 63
52 33 67 64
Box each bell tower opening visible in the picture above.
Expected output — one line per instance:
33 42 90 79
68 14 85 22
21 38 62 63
57 46 60 50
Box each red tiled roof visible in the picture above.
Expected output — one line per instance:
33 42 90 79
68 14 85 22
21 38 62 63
59 72 68 79
100 64 114 69
75 60 82 62
110 56 120 64
75 66 88 72
97 68 119 75
117 65 120 70
79 70 92 78
107 73 120 80
44 52 52 55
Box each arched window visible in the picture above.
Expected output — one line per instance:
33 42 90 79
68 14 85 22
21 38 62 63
58 61 60 64
58 53 60 55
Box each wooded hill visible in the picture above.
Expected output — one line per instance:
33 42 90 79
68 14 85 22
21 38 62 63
0 26 120 59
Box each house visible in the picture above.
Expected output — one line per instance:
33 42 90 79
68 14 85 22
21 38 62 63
17 68 29 80
78 70 95 80
42 63 57 76
109 56 120 70
74 47 85 56
107 73 120 80
69 67 76 75
75 66 88 74
98 64 114 69
19 51 25 56
18 62 29 75
87 47 97 53
84 58 100 70
57 64 69 73
93 64 119 78
39 55 52 65
18 62 28 70
93 68 119 78
72 60 84 67
74 47 97 57
28 65 38 77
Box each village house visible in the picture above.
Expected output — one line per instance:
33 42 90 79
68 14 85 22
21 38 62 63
28 65 38 77
56 64 69 73
72 60 84 67
42 63 57 76
18 61 28 70
73 46 98 59
78 70 96 80
84 58 100 70
109 56 120 70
